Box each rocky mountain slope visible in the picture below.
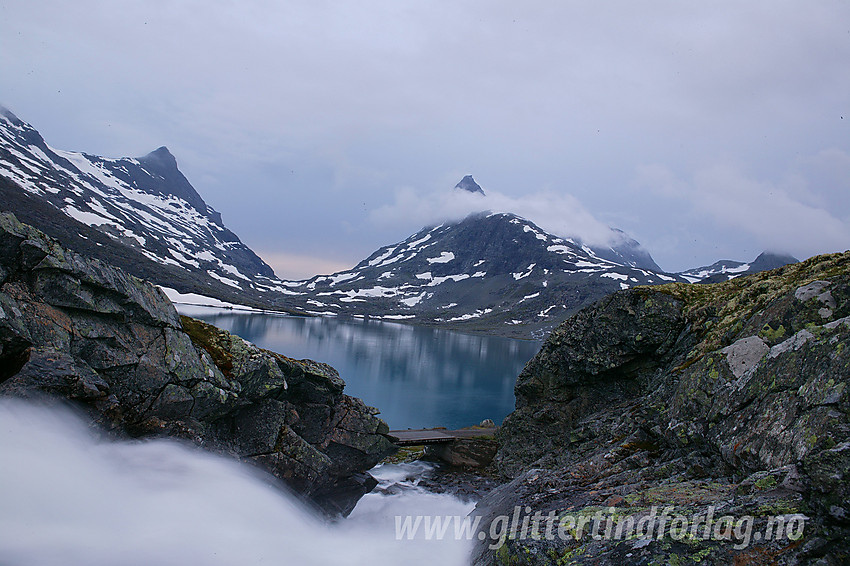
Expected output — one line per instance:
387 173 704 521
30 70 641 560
680 251 801 283
471 251 850 564
0 106 304 308
0 212 396 516
287 212 687 337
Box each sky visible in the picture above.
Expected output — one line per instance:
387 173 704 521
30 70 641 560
1 1 848 279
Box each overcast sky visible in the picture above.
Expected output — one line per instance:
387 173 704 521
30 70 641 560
2 1 848 278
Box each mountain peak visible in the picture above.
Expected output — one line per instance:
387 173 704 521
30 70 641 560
750 251 799 272
141 146 177 168
0 109 279 293
0 104 18 121
454 175 485 196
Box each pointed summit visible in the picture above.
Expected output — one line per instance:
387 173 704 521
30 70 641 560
140 146 178 168
454 175 485 196
135 146 212 217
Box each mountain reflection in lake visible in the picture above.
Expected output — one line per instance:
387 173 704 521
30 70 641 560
182 309 541 429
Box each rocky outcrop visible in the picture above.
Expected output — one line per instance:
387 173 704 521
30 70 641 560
0 212 396 516
473 251 850 564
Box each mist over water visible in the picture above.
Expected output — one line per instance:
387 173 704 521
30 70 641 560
0 400 475 566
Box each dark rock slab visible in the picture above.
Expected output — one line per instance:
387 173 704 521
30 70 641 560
426 436 499 468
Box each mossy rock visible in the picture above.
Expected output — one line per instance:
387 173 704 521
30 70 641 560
180 315 235 376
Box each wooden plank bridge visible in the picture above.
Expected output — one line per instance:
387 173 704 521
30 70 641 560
388 427 497 446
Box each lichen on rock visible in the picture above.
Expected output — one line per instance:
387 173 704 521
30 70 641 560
475 250 850 565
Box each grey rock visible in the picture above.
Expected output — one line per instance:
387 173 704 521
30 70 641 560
769 328 815 358
2 349 109 401
475 251 850 564
795 280 832 303
495 289 685 477
0 213 396 516
721 335 769 379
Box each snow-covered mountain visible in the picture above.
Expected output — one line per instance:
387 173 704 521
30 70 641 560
0 106 301 307
591 228 664 272
0 107 798 337
284 211 689 337
678 252 800 283
279 170 797 335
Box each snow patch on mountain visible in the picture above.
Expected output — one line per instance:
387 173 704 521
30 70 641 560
427 251 455 264
0 107 289 298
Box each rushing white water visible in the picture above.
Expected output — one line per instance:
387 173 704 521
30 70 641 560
0 400 475 566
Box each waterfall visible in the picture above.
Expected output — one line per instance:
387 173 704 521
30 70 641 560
0 400 475 566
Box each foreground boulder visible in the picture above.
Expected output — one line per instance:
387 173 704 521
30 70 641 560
473 251 850 564
0 212 396 516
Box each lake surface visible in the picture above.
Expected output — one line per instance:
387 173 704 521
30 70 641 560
181 308 541 429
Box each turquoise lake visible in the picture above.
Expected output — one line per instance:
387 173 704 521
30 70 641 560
183 308 541 430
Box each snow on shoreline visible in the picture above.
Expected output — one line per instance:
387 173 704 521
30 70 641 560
159 287 272 315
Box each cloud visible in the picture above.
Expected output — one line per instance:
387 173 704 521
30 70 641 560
3 1 849 274
791 148 850 215
369 185 620 246
635 161 850 260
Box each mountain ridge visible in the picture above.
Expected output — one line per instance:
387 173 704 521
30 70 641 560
0 106 800 338
0 106 293 300
679 251 801 283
